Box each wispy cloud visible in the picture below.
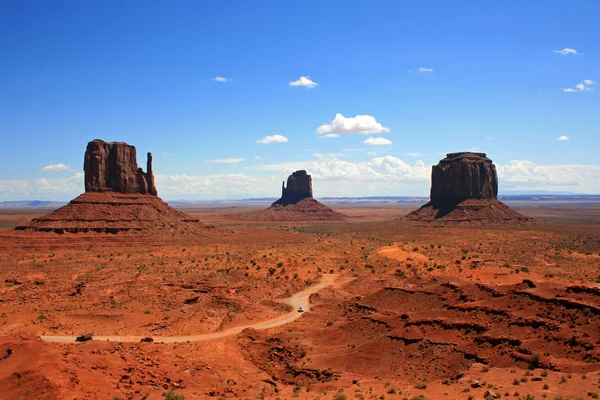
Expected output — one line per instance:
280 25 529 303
163 152 173 156
364 137 393 146
317 114 390 135
418 67 433 73
554 48 580 56
256 134 289 144
289 76 318 88
213 77 231 83
205 158 245 164
319 133 340 139
562 79 596 92
406 152 425 157
557 135 570 141
41 163 74 172
313 153 344 160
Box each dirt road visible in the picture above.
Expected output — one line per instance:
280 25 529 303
40 274 340 344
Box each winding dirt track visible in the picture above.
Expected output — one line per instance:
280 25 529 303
40 274 340 344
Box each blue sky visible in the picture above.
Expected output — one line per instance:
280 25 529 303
1 1 599 200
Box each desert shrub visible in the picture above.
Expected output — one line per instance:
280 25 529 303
529 353 541 369
415 381 427 390
164 389 186 400
333 392 347 400
395 269 406 278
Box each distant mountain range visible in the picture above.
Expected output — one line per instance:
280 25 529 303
0 201 67 209
2 194 600 210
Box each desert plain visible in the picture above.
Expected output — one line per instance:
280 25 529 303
0 201 599 400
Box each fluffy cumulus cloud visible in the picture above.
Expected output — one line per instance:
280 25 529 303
289 76 318 88
256 134 289 144
496 161 600 191
205 158 245 164
418 67 433 73
317 114 390 135
212 77 230 83
557 135 570 141
364 137 392 146
42 163 74 172
554 48 580 56
563 79 596 92
3 158 600 200
0 173 84 200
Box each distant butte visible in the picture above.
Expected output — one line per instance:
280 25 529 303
272 170 313 206
407 152 530 223
233 170 345 221
17 139 207 235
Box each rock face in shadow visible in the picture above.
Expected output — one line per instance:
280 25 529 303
272 170 313 206
84 139 157 196
430 152 498 209
407 152 529 223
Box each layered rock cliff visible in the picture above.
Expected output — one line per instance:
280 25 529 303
430 152 498 208
407 152 529 223
84 139 157 195
272 170 313 206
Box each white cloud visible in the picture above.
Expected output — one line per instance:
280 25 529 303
4 159 600 200
163 152 173 156
554 48 580 56
256 134 289 144
313 153 344 160
289 76 318 88
319 133 340 139
213 77 231 83
41 163 74 172
205 158 245 164
317 113 390 135
563 79 596 92
418 67 433 73
407 152 425 157
254 156 265 160
366 151 376 156
364 137 393 146
557 135 570 141
496 161 600 191
0 173 84 200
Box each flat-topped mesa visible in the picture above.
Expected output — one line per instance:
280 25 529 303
273 170 313 206
430 152 497 208
407 151 529 223
84 139 157 195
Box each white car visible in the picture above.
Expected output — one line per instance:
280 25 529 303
298 306 305 313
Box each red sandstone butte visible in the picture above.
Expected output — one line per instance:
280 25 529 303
407 152 530 223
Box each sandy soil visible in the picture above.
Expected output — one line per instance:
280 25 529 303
0 202 600 399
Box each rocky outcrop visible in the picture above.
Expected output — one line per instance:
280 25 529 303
272 170 313 206
84 139 157 195
232 170 344 221
17 139 210 235
430 152 497 208
407 152 529 223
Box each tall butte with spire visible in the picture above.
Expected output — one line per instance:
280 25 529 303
407 152 530 223
83 139 157 195
17 139 205 234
